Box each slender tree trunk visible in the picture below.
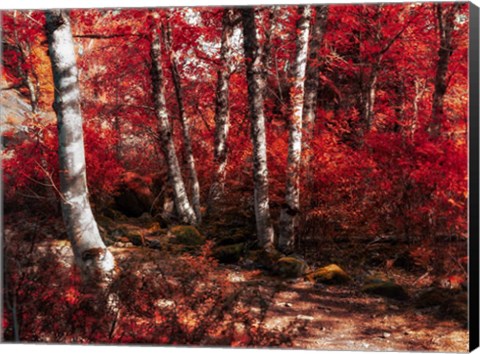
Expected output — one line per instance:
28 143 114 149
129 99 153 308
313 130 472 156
149 16 197 225
302 5 328 140
363 62 380 133
241 8 275 248
45 10 115 285
13 11 39 113
393 78 406 136
207 9 238 216
411 78 425 141
278 6 312 253
165 21 202 223
429 3 460 137
113 76 123 161
262 7 277 76
25 40 42 111
301 5 328 207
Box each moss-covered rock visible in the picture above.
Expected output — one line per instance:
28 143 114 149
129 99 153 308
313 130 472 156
306 264 351 284
415 288 466 324
213 243 245 263
215 230 251 246
146 222 163 235
275 256 309 278
362 278 409 300
169 225 205 246
415 288 447 308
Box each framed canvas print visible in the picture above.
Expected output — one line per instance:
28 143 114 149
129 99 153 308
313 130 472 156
1 0 479 352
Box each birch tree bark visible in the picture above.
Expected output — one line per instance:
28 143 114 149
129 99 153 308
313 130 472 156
363 64 379 132
301 6 328 208
241 7 275 248
165 20 202 223
411 78 426 141
207 9 238 216
45 10 114 285
429 3 461 137
278 6 312 253
302 5 328 140
149 15 197 225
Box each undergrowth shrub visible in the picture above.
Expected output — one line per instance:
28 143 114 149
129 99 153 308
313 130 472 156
2 235 296 346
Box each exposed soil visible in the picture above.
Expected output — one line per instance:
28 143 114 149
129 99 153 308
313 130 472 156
229 270 468 351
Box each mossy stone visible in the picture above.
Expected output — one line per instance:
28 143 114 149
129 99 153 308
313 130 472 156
215 230 250 246
415 288 447 308
213 243 245 263
307 264 351 284
275 256 309 278
362 279 409 300
169 225 205 246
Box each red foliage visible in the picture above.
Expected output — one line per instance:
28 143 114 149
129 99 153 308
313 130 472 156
2 2 468 272
3 4 468 237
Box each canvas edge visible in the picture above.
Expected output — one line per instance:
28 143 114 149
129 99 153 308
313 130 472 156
469 1 480 352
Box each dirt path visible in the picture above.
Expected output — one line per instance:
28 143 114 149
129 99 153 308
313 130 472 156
222 265 468 352
43 240 468 352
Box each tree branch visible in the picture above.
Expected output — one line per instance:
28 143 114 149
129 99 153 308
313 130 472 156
1 83 23 91
72 33 145 39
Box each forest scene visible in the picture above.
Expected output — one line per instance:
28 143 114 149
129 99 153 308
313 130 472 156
1 2 471 351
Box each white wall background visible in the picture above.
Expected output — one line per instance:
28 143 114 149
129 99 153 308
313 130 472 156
1 1 479 354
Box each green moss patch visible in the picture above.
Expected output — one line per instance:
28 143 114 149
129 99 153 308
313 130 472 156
169 225 205 246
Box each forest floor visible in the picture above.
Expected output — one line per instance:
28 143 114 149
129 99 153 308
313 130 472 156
220 266 468 351
3 212 469 351
111 241 468 351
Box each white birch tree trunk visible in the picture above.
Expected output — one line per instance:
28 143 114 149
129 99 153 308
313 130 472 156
301 6 328 207
207 9 238 216
165 20 202 223
278 6 312 253
45 10 115 285
149 17 197 225
302 5 328 139
241 8 275 248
